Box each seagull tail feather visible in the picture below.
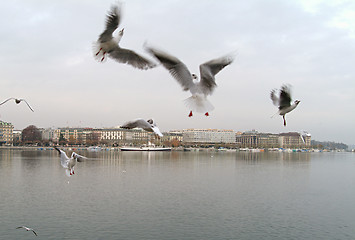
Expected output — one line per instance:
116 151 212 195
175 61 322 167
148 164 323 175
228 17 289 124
184 95 214 114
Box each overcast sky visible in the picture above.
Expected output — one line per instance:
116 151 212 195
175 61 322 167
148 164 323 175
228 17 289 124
1 0 354 145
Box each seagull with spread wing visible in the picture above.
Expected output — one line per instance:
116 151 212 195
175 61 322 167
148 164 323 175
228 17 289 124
270 84 300 126
54 147 87 177
93 3 156 70
121 118 163 137
0 98 34 112
145 45 234 117
16 226 37 236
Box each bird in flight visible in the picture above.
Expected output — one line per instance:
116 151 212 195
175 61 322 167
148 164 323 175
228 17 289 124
145 45 234 117
121 118 163 137
93 3 156 70
16 226 38 236
270 84 300 126
54 147 87 176
0 98 34 112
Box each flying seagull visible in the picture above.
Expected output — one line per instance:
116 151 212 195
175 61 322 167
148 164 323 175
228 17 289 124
0 98 34 112
270 84 300 126
299 130 311 144
93 3 156 70
145 45 234 117
54 147 87 177
16 226 37 236
121 118 163 137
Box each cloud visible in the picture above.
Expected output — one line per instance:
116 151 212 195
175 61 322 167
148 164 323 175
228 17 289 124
1 0 354 144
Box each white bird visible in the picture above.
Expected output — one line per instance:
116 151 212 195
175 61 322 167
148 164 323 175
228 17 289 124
93 3 156 70
0 98 34 112
299 130 311 144
16 226 37 236
145 45 234 117
121 118 163 137
54 147 87 176
270 84 300 126
300 133 305 144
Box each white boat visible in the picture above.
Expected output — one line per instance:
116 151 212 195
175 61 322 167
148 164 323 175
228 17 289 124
120 146 171 151
120 142 171 152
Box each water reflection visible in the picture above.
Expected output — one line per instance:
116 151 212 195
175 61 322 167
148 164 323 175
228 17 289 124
0 149 314 177
0 149 14 168
236 151 311 164
0 149 354 240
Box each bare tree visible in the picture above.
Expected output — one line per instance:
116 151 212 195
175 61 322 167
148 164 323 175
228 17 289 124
22 125 42 144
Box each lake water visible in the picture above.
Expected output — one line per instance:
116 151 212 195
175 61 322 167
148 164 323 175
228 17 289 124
0 149 354 240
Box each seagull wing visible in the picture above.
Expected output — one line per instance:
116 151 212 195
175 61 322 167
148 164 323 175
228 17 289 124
16 226 37 235
199 54 234 95
121 118 152 131
279 84 292 109
19 99 34 112
300 134 305 143
55 147 70 168
98 4 121 43
108 47 156 70
72 152 87 162
151 125 163 137
0 98 15 106
145 46 194 91
270 89 279 106
60 154 70 168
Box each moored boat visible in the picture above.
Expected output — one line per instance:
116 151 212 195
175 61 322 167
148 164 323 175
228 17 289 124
120 142 171 151
120 146 171 151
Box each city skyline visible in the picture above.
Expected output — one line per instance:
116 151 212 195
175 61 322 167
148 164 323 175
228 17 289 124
1 0 354 145
0 119 353 147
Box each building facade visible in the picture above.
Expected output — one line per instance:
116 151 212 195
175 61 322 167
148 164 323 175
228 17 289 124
183 129 236 145
236 130 311 148
0 120 14 145
236 130 279 148
100 128 151 145
279 132 311 148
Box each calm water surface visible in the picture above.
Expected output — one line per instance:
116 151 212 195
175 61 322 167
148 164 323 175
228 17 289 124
0 149 354 239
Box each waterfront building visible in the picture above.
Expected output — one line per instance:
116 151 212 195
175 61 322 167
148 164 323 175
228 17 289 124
0 120 14 145
236 130 311 148
161 131 183 147
12 130 22 145
11 125 313 148
279 132 311 148
183 129 236 145
236 130 279 148
163 132 183 142
53 128 86 145
101 128 125 141
100 127 150 145
41 128 57 143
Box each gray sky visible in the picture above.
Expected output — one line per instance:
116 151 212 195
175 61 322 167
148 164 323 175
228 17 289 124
1 0 354 145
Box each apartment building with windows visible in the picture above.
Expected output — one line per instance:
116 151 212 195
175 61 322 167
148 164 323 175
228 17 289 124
183 129 236 144
0 120 14 145
279 132 311 148
236 130 279 148
100 128 150 145
236 130 311 148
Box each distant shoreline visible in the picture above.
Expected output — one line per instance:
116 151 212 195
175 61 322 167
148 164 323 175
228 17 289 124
0 146 353 153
